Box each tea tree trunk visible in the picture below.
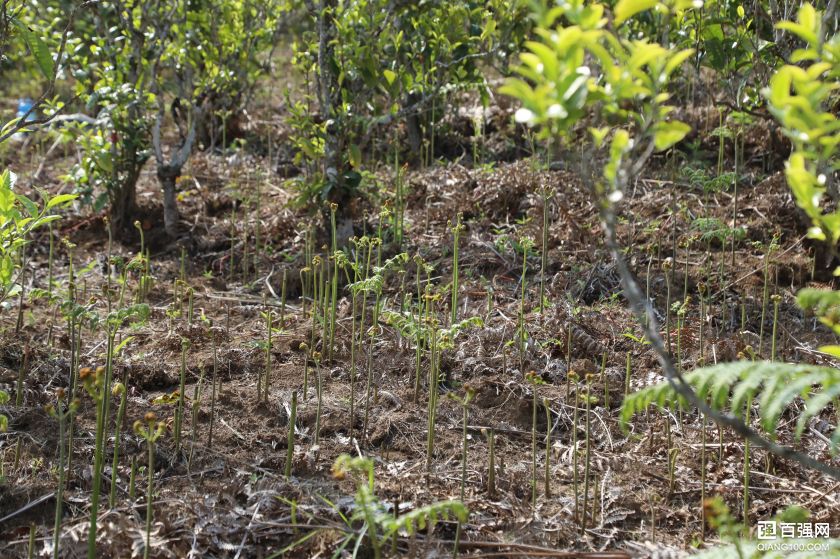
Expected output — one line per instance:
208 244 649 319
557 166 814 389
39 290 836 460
158 165 180 238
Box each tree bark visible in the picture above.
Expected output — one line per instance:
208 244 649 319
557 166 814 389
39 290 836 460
158 165 180 238
405 93 423 157
315 0 357 244
318 0 342 194
108 149 145 238
152 97 201 239
109 174 136 236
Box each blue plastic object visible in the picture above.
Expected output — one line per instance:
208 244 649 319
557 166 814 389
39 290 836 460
16 98 36 122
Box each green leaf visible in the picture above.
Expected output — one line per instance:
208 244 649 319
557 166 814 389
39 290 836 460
653 121 691 150
11 18 55 80
820 345 840 357
46 193 78 209
152 391 181 405
348 144 362 169
590 127 609 147
112 336 135 357
29 215 61 230
614 0 658 25
775 3 819 46
16 194 38 218
0 173 15 214
0 255 13 287
622 361 840 450
604 129 631 183
524 40 559 79
383 69 396 86
664 48 694 76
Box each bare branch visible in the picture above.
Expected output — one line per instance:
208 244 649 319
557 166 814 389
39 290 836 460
152 103 166 164
171 104 202 169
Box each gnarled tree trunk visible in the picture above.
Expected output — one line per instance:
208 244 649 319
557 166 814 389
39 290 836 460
152 99 201 239
157 164 180 238
316 0 354 245
318 0 342 190
108 143 146 239
109 171 138 236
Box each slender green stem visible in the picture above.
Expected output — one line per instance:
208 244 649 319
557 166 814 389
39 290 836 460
624 351 631 398
668 447 679 498
600 351 609 408
229 208 236 283
770 295 781 361
531 378 538 509
543 398 551 498
700 412 707 539
208 333 218 449
664 259 673 355
264 310 273 402
349 288 358 436
582 375 592 534
321 252 330 355
362 288 382 440
453 391 471 559
413 262 425 404
280 269 287 329
187 288 194 326
188 366 205 472
109 384 128 508
487 429 495 498
87 333 115 559
426 307 439 476
758 245 771 355
29 523 36 559
539 189 550 314
329 205 338 361
144 440 154 559
175 339 188 454
255 180 262 275
47 222 54 299
731 129 741 275
450 214 462 326
518 240 532 373
699 287 706 366
286 391 297 479
570 373 579 523
53 399 71 559
315 355 323 444
743 396 751 528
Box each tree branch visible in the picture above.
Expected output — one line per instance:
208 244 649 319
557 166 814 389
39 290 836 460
0 1 95 144
599 196 840 480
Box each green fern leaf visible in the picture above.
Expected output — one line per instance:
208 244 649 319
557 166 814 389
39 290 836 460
621 361 840 447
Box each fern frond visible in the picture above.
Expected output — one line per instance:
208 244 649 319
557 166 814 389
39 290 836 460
349 274 384 295
381 501 468 537
621 361 840 448
382 310 428 343
382 311 483 347
372 252 409 276
438 316 484 349
620 378 686 425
